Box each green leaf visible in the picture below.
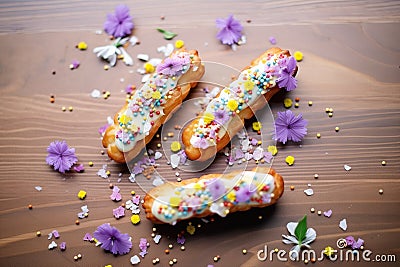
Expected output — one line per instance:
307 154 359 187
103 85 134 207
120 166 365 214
157 28 177 40
294 215 307 244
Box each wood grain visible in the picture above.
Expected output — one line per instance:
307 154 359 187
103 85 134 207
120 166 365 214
0 1 399 266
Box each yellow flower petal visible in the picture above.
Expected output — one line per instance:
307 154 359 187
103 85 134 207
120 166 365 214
175 40 185 49
203 112 215 124
227 99 238 111
226 191 236 202
252 121 262 131
267 145 278 156
152 91 161 100
144 62 155 73
324 246 335 257
294 51 303 62
77 41 88 50
119 114 131 124
283 98 293 108
131 214 141 225
186 224 195 235
285 155 295 166
78 190 87 200
169 196 181 207
170 141 181 152
244 80 255 91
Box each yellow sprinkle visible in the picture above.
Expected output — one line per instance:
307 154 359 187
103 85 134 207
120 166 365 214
131 214 140 225
335 126 340 132
105 265 112 267
186 224 196 235
77 190 87 200
88 161 94 167
152 91 161 100
308 101 313 106
227 99 238 111
294 51 303 62
131 191 136 195
267 145 278 156
144 62 155 73
62 106 66 112
252 122 262 131
175 39 185 49
106 170 111 176
381 160 386 166
77 41 88 50
68 106 73 112
285 155 295 166
203 112 215 124
242 249 247 254
119 114 131 124
316 133 321 138
283 98 293 108
104 65 109 71
169 196 181 207
323 246 335 257
170 141 181 152
226 191 236 202
244 80 255 91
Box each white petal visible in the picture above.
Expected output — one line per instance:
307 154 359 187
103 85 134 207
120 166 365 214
120 47 133 66
303 228 317 244
137 54 149 61
304 188 314 196
91 89 101 98
48 241 57 250
289 245 301 261
164 43 174 57
130 255 140 265
339 218 348 231
282 235 298 244
148 58 162 67
170 154 180 169
107 116 114 125
108 54 117 67
141 74 151 83
129 174 136 183
286 222 298 236
153 234 161 244
154 151 163 160
344 164 352 171
35 186 42 191
129 36 139 46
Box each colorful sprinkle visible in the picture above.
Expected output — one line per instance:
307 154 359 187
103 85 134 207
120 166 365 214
77 41 88 50
170 141 181 152
285 155 295 166
78 190 87 200
175 40 185 49
252 121 262 131
294 51 303 62
131 214 141 225
283 98 293 108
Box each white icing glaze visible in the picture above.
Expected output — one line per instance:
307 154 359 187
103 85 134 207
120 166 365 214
150 171 276 224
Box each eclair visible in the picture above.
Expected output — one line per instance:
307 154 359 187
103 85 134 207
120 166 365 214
182 47 298 161
142 167 284 224
102 49 205 163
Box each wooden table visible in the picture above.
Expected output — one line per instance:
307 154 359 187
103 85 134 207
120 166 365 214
0 1 399 266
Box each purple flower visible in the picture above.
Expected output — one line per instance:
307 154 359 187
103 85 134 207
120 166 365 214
98 124 109 136
46 140 78 173
83 232 93 241
216 14 243 45
132 195 140 205
110 186 122 201
177 235 185 245
156 57 185 76
59 241 66 251
235 184 256 203
193 138 209 149
132 164 144 175
213 109 230 125
93 223 132 255
206 179 226 200
104 4 134 38
345 236 355 247
263 151 273 163
276 56 297 91
274 110 308 144
113 206 125 219
73 164 84 173
139 238 148 257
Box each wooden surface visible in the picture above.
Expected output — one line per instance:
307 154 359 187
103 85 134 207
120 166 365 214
0 1 399 266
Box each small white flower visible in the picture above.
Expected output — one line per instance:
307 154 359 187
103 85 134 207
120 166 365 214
282 221 317 260
93 37 133 67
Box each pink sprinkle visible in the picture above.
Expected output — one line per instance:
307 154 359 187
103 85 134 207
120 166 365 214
323 209 333 218
269 36 277 45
